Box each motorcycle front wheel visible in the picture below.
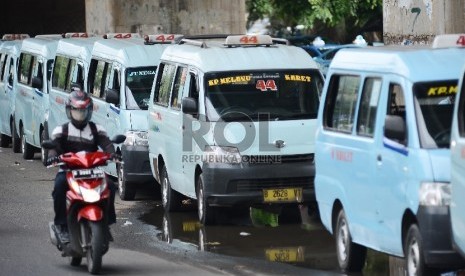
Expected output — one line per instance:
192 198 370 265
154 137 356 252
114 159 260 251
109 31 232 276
84 220 105 274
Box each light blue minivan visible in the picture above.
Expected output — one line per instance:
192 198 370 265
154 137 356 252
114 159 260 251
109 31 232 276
14 36 59 161
315 35 465 274
47 35 100 164
87 34 178 200
450 35 465 261
0 38 25 151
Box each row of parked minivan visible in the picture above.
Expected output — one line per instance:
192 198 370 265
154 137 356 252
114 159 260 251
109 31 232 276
1 32 465 274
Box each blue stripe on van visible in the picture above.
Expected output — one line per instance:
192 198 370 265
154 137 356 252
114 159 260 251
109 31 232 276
110 105 120 114
34 89 43 97
383 137 408 156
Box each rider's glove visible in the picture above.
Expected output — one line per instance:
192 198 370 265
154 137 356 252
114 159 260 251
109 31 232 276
46 156 60 166
111 153 122 162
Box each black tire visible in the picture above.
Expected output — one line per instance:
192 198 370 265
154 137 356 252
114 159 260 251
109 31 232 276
40 129 49 166
0 133 10 147
20 126 34 160
69 256 82 266
405 224 430 276
335 209 367 272
86 221 105 274
160 164 182 211
11 121 20 153
117 162 136 200
196 174 216 225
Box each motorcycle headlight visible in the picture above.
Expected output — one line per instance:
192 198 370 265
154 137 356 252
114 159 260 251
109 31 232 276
204 146 241 164
124 131 148 146
80 179 107 203
419 182 451 206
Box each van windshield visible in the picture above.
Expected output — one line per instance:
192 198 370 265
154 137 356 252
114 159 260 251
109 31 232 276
125 66 157 110
413 80 457 148
204 70 322 122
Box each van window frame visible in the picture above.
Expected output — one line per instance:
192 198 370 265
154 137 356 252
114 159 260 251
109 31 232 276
356 77 382 138
458 72 465 138
153 62 176 107
18 53 34 85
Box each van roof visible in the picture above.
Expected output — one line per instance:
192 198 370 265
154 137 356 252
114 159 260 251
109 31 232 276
20 38 58 59
160 41 318 72
329 46 465 82
0 40 22 55
91 38 167 67
55 37 100 62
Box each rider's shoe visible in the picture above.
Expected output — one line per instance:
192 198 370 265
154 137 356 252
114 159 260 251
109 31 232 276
56 224 70 243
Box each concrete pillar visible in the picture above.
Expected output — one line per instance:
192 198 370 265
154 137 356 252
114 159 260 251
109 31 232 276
85 0 246 36
383 0 465 45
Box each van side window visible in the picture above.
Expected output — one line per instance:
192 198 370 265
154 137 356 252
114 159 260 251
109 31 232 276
170 66 188 110
32 59 43 91
19 53 34 85
323 75 360 133
357 78 382 137
52 56 69 90
89 60 108 98
387 83 405 118
0 54 6 80
68 62 84 91
154 63 175 106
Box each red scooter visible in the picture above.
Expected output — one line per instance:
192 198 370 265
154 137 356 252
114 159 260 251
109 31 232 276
42 135 125 274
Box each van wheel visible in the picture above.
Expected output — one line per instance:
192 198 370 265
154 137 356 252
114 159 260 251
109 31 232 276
11 121 20 153
335 209 366 272
117 162 136 200
0 133 11 148
160 164 182 211
40 130 49 166
20 126 34 160
197 174 217 225
405 224 431 276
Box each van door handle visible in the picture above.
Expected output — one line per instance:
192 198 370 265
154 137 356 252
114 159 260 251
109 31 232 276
377 155 382 162
107 113 109 117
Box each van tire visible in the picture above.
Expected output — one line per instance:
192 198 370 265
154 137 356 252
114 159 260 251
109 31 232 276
11 121 20 153
161 164 182 211
335 209 366 272
117 162 136 200
20 126 35 160
197 174 216 225
0 133 10 148
405 224 430 276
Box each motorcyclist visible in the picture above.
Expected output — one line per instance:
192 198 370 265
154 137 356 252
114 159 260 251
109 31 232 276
46 90 118 243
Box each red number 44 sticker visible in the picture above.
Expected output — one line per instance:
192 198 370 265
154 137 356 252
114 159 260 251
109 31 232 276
256 80 277 91
457 35 465 46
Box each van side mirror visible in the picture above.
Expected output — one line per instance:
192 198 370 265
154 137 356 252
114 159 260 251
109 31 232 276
31 77 43 90
105 89 120 106
384 115 406 144
182 97 198 115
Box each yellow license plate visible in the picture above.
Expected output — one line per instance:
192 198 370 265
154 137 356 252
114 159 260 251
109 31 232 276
263 187 303 203
265 247 305 262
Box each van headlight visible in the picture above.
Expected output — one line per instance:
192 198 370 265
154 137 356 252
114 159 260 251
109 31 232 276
419 182 451 206
124 131 148 146
204 146 241 164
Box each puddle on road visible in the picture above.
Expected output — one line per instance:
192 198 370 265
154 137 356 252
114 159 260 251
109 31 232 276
139 203 391 274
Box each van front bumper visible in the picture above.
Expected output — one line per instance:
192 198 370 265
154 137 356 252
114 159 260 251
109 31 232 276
122 145 155 183
201 157 315 207
417 206 465 268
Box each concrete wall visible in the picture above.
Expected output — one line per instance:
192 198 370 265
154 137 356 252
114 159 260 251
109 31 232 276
85 0 246 36
383 0 465 45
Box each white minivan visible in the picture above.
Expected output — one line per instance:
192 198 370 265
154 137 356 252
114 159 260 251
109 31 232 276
87 33 178 200
0 35 29 151
315 35 465 274
147 34 324 225
450 35 465 260
14 36 59 161
47 34 100 163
